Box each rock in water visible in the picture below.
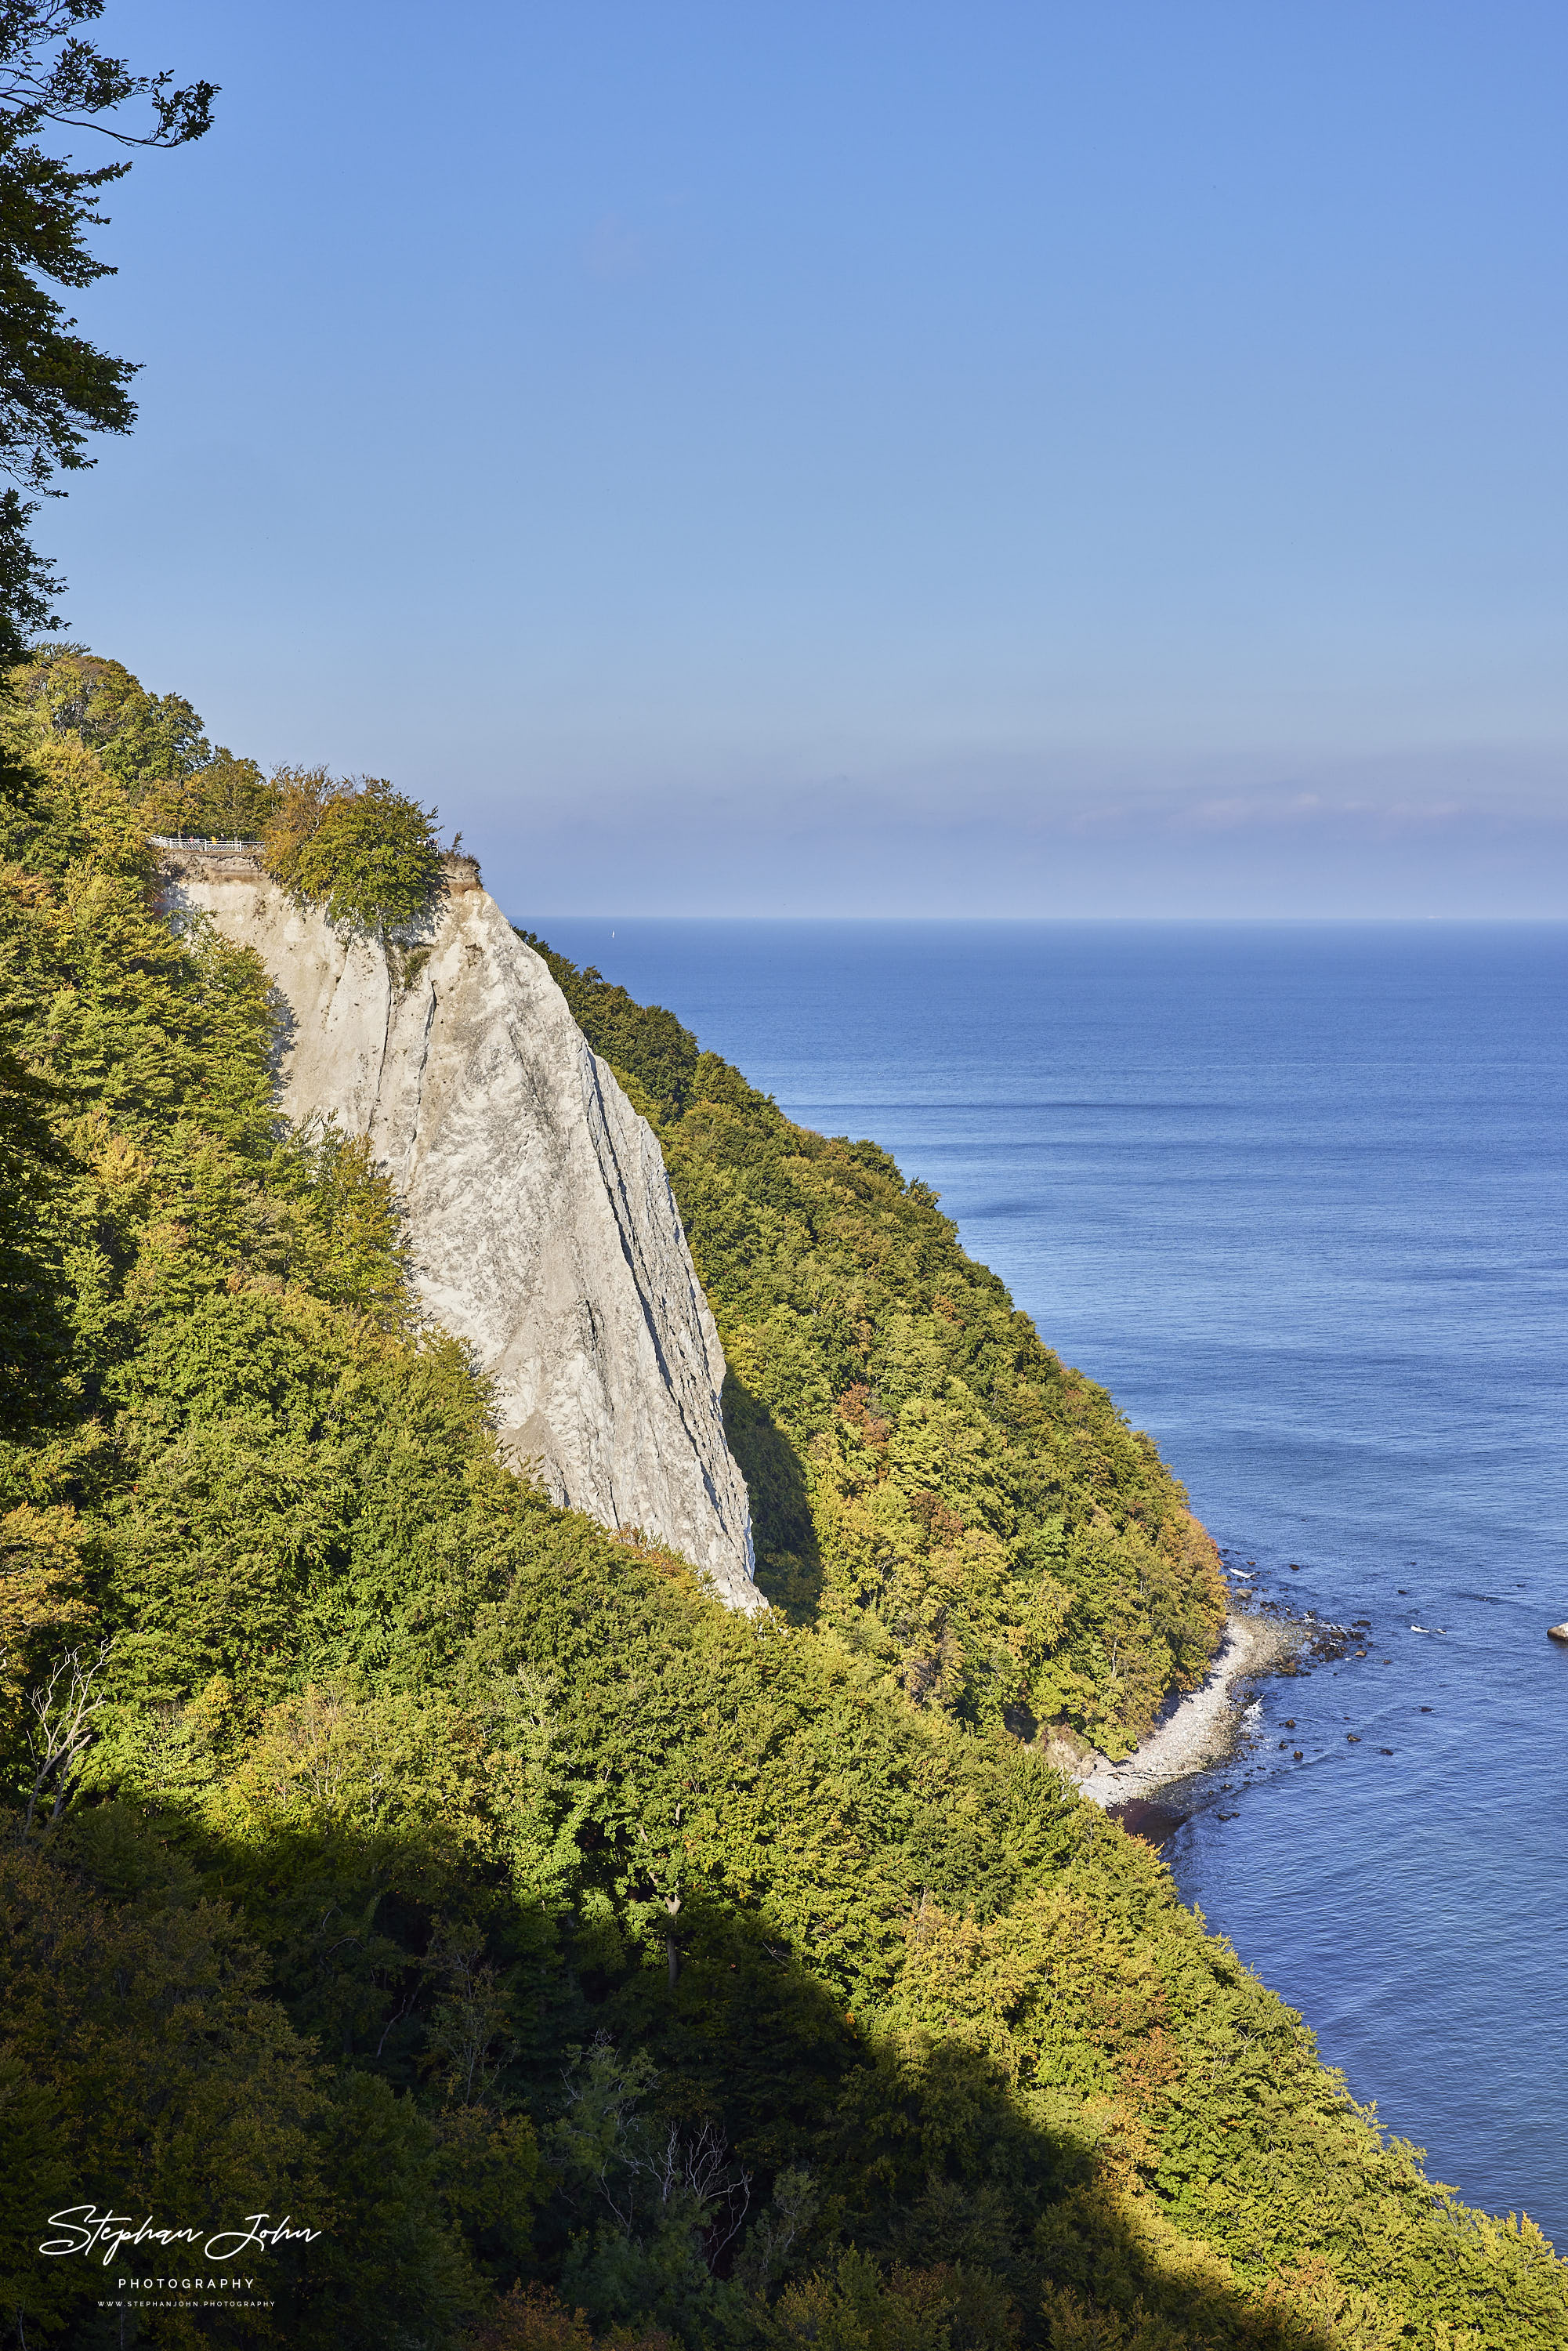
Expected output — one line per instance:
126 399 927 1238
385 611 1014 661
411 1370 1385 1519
158 843 760 1612
1549 1623 1568 1644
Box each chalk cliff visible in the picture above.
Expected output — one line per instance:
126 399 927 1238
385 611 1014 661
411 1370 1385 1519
157 843 760 1612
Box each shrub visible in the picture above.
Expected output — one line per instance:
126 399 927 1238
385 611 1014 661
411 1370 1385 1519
263 766 446 936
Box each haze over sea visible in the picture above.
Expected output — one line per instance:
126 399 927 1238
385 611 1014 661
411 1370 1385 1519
528 915 1568 2248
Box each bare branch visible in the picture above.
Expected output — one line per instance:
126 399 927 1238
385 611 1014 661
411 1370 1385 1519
20 1636 112 1836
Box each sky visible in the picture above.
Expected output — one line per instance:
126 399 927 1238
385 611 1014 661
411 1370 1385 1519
37 2 1568 914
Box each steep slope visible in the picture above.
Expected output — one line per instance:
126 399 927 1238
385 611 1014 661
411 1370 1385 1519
2 705 1565 2349
157 839 759 1610
520 934 1227 1755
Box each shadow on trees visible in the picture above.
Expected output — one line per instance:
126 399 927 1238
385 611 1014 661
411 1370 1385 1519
720 1374 821 1624
0 1798 1331 2351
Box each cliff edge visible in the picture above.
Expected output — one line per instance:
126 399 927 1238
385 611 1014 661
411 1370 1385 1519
156 842 760 1612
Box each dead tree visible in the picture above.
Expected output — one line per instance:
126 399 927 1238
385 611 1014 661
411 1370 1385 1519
20 1639 113 1837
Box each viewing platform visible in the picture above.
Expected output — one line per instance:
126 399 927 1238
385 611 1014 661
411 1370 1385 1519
149 837 483 891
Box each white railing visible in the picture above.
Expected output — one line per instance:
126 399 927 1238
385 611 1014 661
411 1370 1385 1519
147 835 263 853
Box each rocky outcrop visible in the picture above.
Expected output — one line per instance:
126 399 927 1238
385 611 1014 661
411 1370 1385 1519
156 842 760 1611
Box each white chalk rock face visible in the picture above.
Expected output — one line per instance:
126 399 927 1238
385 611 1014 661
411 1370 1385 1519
158 844 760 1612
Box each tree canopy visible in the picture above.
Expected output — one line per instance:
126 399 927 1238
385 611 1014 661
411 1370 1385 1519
263 765 448 937
0 677 1562 2347
4 639 276 835
517 936 1223 1759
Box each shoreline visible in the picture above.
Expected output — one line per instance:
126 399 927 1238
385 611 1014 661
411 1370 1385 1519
1075 1612 1305 1808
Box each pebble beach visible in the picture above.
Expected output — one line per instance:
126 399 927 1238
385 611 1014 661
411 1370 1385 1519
1078 1611 1304 1808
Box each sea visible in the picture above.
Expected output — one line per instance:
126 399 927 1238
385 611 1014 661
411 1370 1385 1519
524 916 1568 2248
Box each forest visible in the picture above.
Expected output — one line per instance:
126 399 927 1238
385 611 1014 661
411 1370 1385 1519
517 934 1225 1760
2 650 1565 2348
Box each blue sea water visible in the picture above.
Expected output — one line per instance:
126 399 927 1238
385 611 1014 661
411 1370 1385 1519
527 916 1568 2247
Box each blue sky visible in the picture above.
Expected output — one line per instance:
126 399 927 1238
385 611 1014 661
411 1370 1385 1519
41 2 1568 913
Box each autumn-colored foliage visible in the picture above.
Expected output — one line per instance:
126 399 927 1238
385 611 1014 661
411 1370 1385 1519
521 936 1226 1757
0 673 1561 2347
264 763 447 937
464 2280 673 2351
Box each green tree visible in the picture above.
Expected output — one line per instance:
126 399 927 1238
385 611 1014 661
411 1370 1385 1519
2 676 1566 2349
516 933 1226 1755
265 767 447 940
0 2 216 661
5 639 281 833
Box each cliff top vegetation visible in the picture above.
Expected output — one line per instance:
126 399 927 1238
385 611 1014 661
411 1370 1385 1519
5 644 451 936
0 679 1562 2348
5 642 277 838
261 763 448 938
